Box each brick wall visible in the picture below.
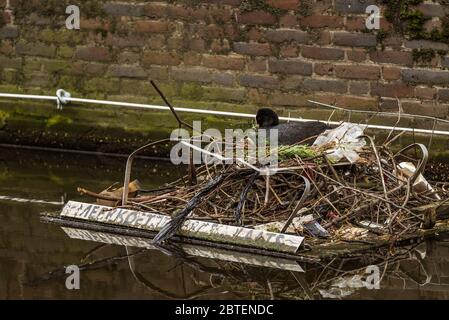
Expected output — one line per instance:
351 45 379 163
1 0 449 119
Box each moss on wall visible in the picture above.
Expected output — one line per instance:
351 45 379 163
239 0 287 17
382 0 449 43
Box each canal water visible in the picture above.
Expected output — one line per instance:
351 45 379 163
1 146 449 300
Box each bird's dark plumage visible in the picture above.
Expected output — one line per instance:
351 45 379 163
256 108 331 145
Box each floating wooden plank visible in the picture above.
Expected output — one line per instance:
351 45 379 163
62 227 304 272
60 201 304 254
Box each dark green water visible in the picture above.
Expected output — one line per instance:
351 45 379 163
1 146 449 300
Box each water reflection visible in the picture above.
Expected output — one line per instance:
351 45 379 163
1 146 449 299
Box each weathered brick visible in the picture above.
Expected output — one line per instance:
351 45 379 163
108 65 147 79
313 30 332 46
167 37 183 50
347 49 366 62
301 46 344 60
57 46 74 59
103 2 144 16
438 89 449 102
28 13 51 26
314 63 334 76
442 56 449 69
189 38 206 52
41 59 71 73
349 81 369 95
147 35 167 50
2 10 11 24
280 45 298 58
213 72 236 86
237 10 276 25
183 52 202 66
143 2 168 18
370 51 413 66
415 87 436 100
281 76 303 90
269 59 313 75
0 26 19 39
335 64 380 80
74 46 110 62
383 67 401 81
142 51 181 66
239 74 279 89
233 42 271 56
248 58 267 72
80 18 110 31
402 101 448 118
371 83 414 98
16 41 56 58
84 63 108 76
335 0 370 13
24 71 51 87
147 66 168 80
265 29 308 43
171 67 213 83
0 39 13 55
335 96 378 111
333 32 377 47
346 16 365 31
164 3 189 19
266 0 298 10
300 15 344 28
117 51 140 64
85 77 120 93
120 79 154 96
270 92 310 107
302 79 347 93
204 87 246 102
247 27 263 41
405 40 449 51
417 4 446 18
135 20 169 33
203 55 245 70
248 88 268 105
0 56 21 69
106 34 145 48
379 98 399 112
402 69 449 85
280 14 298 28
384 36 403 49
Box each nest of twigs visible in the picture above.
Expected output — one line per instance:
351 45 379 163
79 134 449 245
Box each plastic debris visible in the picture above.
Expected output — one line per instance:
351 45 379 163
397 162 441 200
313 123 367 163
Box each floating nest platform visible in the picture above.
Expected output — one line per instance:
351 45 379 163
43 128 449 262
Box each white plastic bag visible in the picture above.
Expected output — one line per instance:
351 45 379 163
313 123 367 163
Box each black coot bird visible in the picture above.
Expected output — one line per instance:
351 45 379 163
256 108 331 145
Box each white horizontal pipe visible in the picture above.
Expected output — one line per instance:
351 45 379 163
1 92 449 136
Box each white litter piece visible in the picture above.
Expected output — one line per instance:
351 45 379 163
60 201 304 253
397 162 441 200
313 123 367 163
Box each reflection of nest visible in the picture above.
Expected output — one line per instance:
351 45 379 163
25 232 436 300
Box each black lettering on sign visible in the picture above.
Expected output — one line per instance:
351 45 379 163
80 205 92 218
142 215 152 226
135 214 144 226
125 212 138 225
89 205 100 219
104 208 116 221
115 210 124 224
97 208 105 220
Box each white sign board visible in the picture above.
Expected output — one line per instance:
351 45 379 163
61 201 304 253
